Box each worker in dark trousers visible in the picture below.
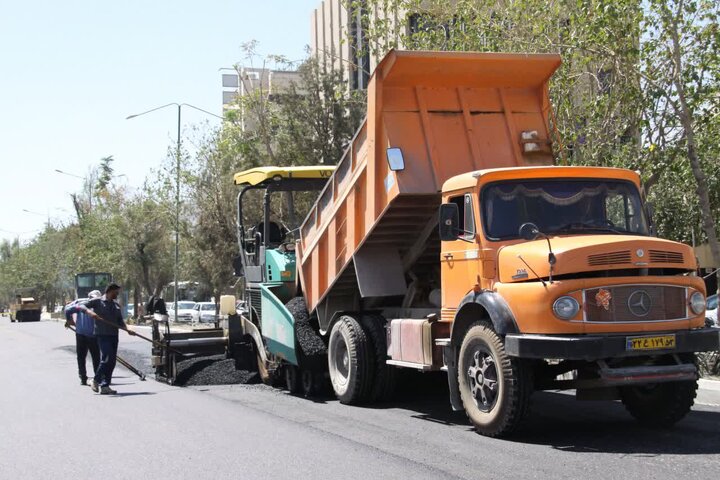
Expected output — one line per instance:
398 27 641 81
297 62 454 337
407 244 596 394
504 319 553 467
64 290 102 385
79 283 136 395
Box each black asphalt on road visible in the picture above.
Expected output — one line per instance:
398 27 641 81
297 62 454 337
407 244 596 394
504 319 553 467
2 317 720 480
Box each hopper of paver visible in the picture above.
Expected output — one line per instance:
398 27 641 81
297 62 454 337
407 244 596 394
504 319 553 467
297 50 561 331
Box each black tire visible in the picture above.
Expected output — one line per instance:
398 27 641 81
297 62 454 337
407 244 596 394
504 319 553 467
457 322 532 437
301 369 321 397
285 364 302 394
360 314 396 403
621 380 698 427
328 315 374 404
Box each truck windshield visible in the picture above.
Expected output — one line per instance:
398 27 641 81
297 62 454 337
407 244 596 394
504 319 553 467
481 179 649 240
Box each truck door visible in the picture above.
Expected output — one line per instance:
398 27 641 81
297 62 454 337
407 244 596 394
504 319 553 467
441 193 481 312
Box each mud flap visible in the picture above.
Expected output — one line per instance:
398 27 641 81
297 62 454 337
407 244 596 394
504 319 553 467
443 346 463 411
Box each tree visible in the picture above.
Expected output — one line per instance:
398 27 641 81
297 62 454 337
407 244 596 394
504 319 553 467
183 50 365 302
355 0 720 289
640 0 720 291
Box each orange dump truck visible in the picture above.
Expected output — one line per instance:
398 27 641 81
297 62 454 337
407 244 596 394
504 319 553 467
223 50 720 437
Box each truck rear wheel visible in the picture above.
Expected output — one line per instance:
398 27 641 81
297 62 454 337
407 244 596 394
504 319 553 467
285 364 302 394
301 369 326 397
360 314 396 403
328 315 373 404
458 322 532 437
621 380 697 427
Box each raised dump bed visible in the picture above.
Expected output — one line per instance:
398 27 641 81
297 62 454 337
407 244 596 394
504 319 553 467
297 50 560 330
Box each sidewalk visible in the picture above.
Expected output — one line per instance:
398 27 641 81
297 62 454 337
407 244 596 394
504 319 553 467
697 378 720 406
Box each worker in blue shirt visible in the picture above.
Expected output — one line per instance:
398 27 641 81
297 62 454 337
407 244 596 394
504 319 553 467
79 283 136 394
64 290 102 386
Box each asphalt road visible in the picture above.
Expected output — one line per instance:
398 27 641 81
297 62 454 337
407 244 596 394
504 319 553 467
2 317 720 480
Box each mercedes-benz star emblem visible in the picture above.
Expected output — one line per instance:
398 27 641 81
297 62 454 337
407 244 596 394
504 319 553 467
627 290 652 317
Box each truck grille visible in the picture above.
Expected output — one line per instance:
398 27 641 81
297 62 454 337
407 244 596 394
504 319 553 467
649 250 684 264
588 251 632 266
584 285 687 322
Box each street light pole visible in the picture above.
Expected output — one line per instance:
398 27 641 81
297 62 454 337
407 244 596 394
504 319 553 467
174 104 181 307
126 102 223 306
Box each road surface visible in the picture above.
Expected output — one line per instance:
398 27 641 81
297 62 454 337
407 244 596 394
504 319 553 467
2 317 720 480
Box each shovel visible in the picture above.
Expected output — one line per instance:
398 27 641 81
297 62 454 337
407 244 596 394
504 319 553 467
66 325 146 381
90 313 190 357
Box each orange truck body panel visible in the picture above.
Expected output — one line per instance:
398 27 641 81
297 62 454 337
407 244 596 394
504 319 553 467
298 50 561 313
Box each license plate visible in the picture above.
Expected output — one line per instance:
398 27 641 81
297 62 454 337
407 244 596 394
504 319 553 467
626 334 676 351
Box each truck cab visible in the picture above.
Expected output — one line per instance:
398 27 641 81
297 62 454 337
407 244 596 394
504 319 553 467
434 165 715 434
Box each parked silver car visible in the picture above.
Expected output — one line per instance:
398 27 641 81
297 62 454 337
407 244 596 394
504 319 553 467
168 301 196 322
707 294 718 328
192 302 217 323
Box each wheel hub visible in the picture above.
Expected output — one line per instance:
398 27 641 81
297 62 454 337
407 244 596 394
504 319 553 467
467 350 499 412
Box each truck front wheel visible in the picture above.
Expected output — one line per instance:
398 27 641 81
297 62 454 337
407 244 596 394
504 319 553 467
458 322 532 437
621 380 697 427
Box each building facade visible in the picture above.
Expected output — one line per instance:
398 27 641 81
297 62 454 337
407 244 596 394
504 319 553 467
221 67 301 130
310 0 408 91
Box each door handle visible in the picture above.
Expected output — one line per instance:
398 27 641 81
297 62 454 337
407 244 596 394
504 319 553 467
443 253 454 260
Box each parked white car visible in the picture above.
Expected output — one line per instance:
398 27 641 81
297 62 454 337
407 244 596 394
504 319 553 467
169 301 196 322
706 294 718 328
192 302 218 323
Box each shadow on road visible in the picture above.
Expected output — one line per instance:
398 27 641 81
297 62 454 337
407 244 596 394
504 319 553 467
361 370 720 454
109 392 156 397
511 391 720 455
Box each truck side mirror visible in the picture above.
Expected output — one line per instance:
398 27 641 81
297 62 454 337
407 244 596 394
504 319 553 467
518 222 540 240
386 148 405 171
439 203 459 241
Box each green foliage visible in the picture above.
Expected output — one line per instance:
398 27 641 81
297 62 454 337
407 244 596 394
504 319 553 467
356 0 719 259
0 157 175 308
183 53 365 299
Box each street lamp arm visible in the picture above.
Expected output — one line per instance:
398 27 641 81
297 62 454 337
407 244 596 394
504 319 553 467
126 102 179 120
22 209 44 217
54 169 84 179
180 103 224 120
124 100 220 307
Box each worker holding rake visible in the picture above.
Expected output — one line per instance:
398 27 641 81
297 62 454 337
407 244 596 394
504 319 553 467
79 283 136 395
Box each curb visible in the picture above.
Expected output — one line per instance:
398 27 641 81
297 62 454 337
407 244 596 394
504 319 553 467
699 378 720 392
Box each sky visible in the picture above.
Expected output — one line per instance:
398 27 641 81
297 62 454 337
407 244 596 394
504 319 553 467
0 0 319 242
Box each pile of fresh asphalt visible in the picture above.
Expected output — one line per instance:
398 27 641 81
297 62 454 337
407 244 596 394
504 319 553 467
287 297 327 361
173 298 326 386
173 354 260 386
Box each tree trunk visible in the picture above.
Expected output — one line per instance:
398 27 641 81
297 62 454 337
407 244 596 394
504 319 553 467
133 283 140 318
136 242 153 297
285 192 297 229
669 14 720 295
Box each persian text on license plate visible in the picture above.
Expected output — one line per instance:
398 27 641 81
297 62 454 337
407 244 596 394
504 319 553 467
626 334 676 351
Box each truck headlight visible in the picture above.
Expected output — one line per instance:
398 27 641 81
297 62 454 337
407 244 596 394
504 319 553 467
553 296 580 320
690 292 705 315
